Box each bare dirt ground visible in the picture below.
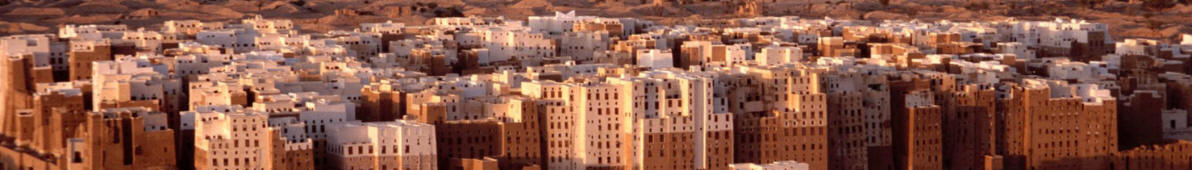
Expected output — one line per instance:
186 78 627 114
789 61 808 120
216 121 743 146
0 0 1188 41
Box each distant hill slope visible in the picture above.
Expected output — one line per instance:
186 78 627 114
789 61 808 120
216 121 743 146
0 0 1187 41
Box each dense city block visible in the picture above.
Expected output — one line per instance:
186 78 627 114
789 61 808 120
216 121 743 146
1 11 1191 170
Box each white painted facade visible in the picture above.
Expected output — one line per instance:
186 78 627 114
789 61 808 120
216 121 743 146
636 49 673 69
326 120 437 170
756 45 802 65
183 105 274 169
90 56 177 111
729 160 811 170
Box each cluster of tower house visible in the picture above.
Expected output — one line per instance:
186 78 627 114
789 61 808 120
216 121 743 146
0 11 1191 170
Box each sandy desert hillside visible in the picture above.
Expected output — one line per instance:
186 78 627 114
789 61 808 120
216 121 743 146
1 0 1190 41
